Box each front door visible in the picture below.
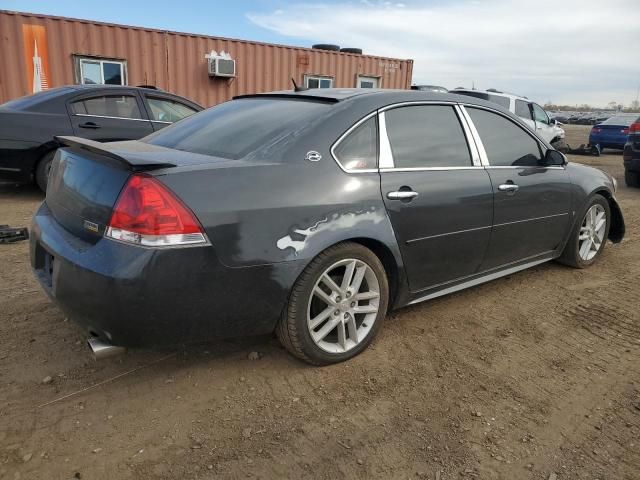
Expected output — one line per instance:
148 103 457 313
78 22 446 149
380 104 494 292
67 91 154 141
464 106 572 270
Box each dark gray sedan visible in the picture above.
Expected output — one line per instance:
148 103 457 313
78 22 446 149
30 89 625 365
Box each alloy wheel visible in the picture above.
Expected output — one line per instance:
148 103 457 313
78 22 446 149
578 204 607 261
307 258 381 354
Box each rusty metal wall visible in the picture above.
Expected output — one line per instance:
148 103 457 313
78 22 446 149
0 10 413 106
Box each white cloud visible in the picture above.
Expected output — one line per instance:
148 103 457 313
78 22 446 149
248 0 640 107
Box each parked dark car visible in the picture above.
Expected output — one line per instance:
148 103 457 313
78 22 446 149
623 115 640 187
30 89 625 365
0 85 202 191
589 114 637 152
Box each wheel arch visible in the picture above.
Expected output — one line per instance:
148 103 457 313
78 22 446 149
592 189 625 243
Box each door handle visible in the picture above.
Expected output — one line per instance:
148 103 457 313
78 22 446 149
78 122 101 129
387 190 419 200
498 183 519 192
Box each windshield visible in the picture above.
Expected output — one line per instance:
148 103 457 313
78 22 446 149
145 98 332 159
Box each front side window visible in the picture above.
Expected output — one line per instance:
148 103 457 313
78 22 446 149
467 107 542 167
532 103 549 124
71 95 141 119
333 116 377 170
385 105 472 168
515 100 532 120
75 56 127 85
146 97 198 123
305 75 333 88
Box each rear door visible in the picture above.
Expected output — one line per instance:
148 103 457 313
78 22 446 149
379 103 494 292
67 90 154 141
463 106 572 270
141 94 201 131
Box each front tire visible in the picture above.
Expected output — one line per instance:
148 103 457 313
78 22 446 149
277 242 389 365
558 195 610 268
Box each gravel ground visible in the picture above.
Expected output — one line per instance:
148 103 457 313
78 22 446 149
0 125 638 480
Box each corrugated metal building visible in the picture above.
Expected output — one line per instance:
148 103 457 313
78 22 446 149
0 10 413 106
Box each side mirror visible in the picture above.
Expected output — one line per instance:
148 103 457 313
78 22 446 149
544 149 566 166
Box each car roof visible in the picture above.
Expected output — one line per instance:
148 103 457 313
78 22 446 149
452 88 528 101
235 88 505 110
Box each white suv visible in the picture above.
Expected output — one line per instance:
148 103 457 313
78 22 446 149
452 88 565 146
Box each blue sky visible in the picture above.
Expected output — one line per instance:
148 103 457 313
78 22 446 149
2 0 638 107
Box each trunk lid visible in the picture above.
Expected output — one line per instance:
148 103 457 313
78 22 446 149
46 137 227 243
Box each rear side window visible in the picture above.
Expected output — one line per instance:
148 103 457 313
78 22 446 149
333 116 377 170
515 100 532 120
71 95 141 119
385 105 472 168
487 94 511 109
146 98 331 159
467 107 542 167
146 97 198 123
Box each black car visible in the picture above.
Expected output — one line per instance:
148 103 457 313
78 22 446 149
623 115 640 187
30 89 625 365
0 85 202 191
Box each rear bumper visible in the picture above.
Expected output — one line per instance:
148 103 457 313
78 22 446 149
589 135 626 149
30 202 303 347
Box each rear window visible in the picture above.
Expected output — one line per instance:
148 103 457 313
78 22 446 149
600 115 639 126
0 87 72 111
146 98 331 159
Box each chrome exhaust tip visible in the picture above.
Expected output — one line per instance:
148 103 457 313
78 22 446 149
87 337 126 360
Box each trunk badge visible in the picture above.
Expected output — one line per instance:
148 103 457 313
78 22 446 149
305 151 322 162
83 220 99 233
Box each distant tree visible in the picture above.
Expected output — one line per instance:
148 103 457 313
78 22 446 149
631 100 640 110
607 101 618 110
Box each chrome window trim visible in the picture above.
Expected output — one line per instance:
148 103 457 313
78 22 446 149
72 113 149 122
151 120 172 125
458 105 489 166
454 104 481 166
378 101 477 171
378 111 394 169
330 110 379 174
380 166 483 173
484 165 565 170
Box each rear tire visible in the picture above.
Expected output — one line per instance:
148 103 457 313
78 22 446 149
625 170 640 188
35 151 56 192
557 195 610 268
277 242 389 365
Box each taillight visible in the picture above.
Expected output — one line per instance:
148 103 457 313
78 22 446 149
106 174 207 247
629 122 640 134
591 127 602 134
622 128 629 135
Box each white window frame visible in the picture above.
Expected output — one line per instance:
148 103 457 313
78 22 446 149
74 55 128 86
357 75 380 89
304 74 334 89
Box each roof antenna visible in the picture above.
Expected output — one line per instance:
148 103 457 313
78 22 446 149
291 77 308 92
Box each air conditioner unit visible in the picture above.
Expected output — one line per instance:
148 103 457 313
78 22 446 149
205 50 236 78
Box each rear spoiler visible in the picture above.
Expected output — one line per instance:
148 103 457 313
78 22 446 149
55 136 177 170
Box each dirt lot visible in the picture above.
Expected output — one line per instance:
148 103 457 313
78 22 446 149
1 125 638 480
